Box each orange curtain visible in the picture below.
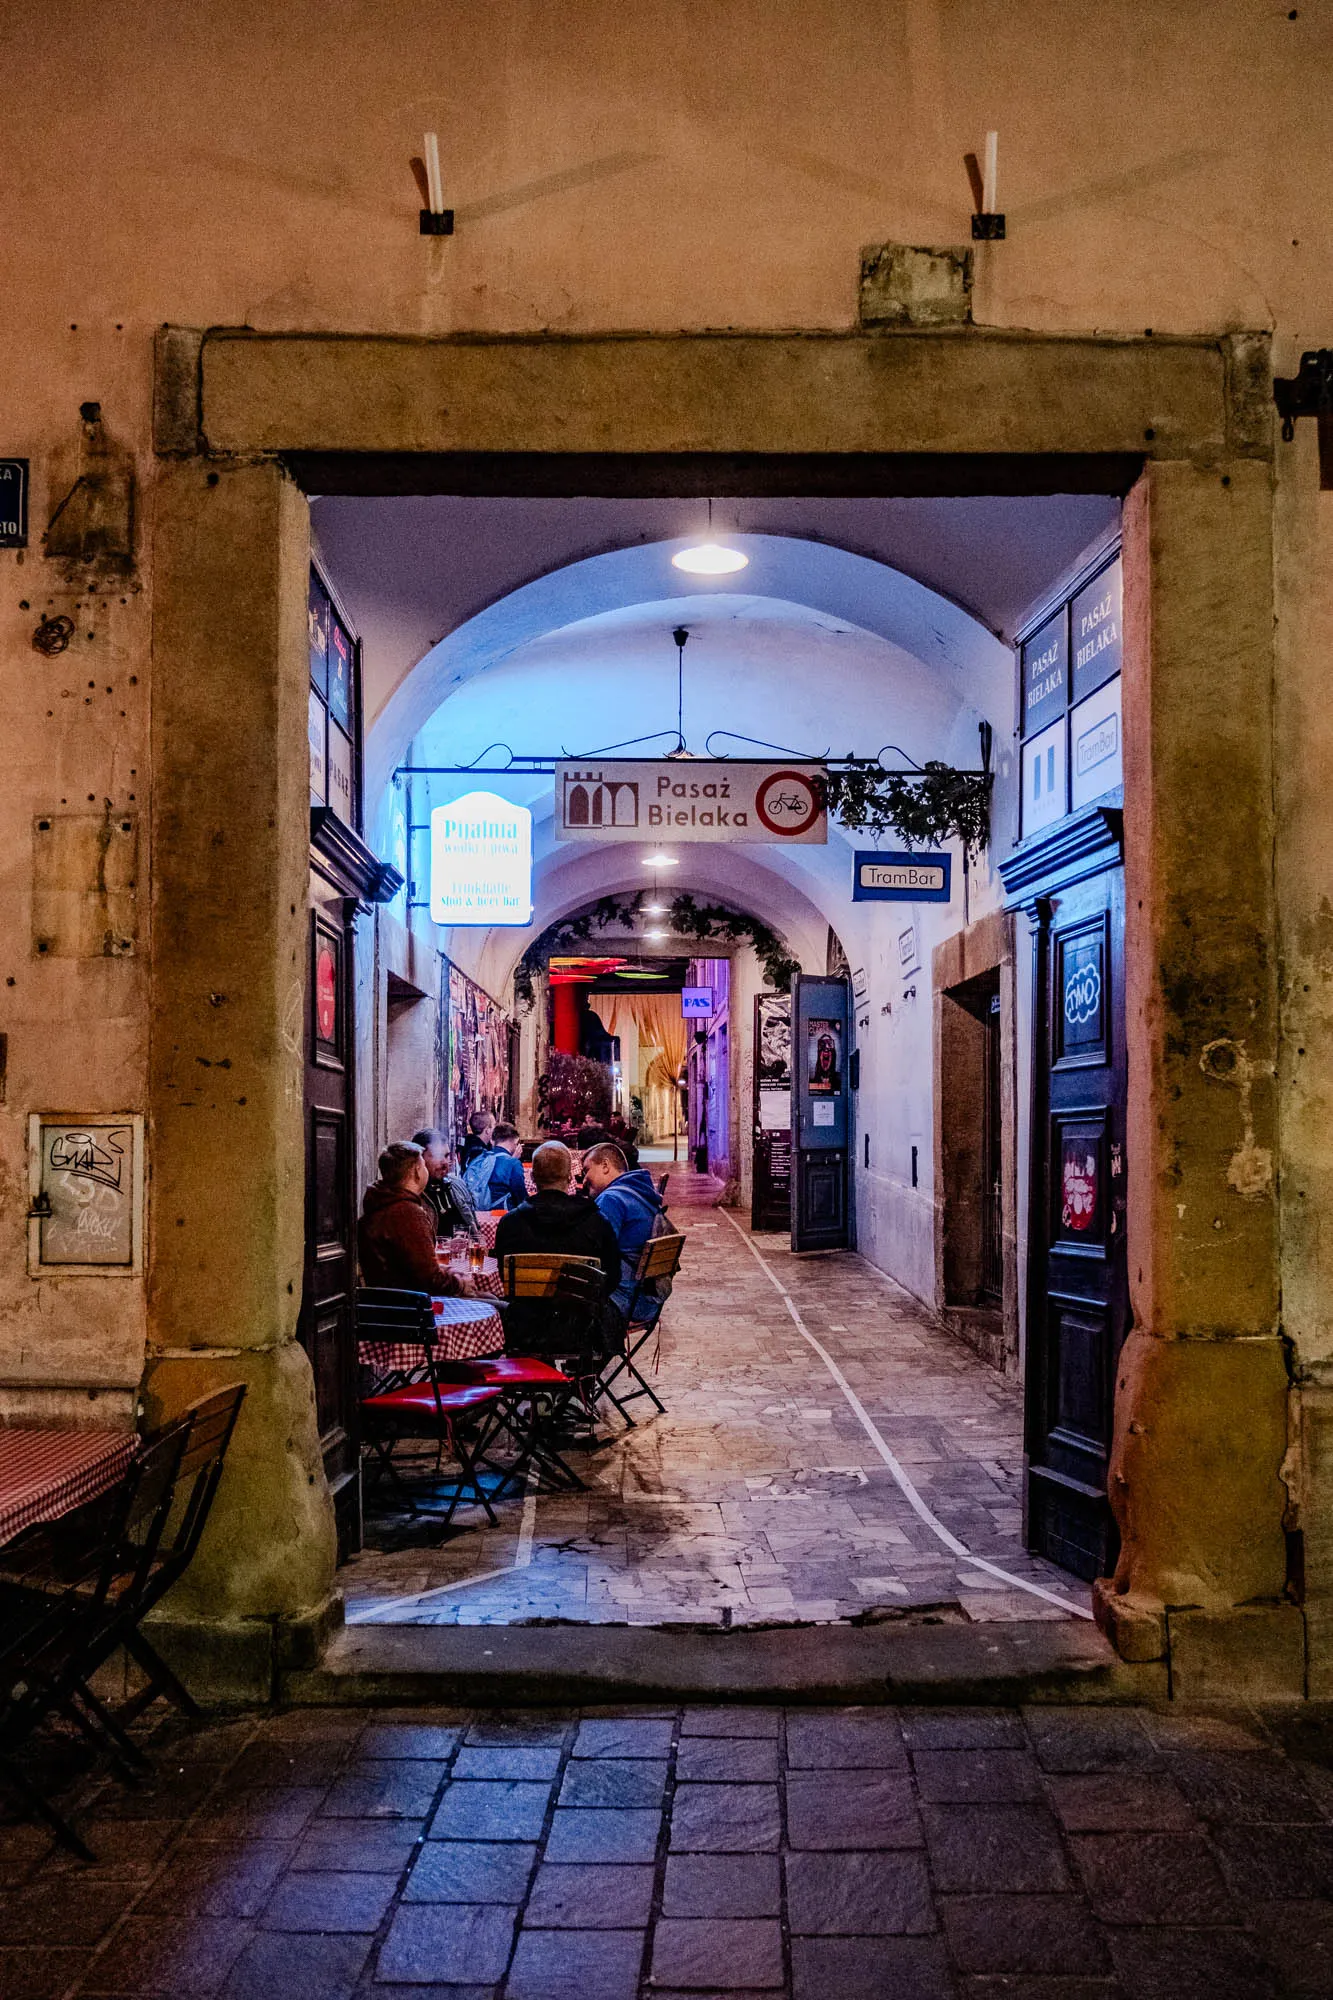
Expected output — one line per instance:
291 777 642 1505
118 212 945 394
588 993 689 1088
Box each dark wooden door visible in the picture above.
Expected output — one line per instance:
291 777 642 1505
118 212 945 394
1024 860 1129 1579
790 974 850 1252
301 869 361 1559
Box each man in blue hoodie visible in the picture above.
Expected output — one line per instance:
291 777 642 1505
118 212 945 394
583 1142 667 1324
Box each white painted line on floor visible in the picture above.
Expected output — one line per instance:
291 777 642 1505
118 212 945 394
717 1209 1094 1622
349 1460 541 1624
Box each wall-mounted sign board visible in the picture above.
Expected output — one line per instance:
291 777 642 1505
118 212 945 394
1071 557 1122 702
27 1113 144 1275
555 761 827 844
1021 606 1067 738
429 790 533 927
852 851 952 902
681 987 713 1018
0 460 28 547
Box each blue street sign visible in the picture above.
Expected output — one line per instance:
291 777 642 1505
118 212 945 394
852 850 952 903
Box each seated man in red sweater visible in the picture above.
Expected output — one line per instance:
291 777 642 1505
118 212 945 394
357 1141 476 1296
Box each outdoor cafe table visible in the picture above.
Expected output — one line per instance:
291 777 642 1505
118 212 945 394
437 1251 504 1302
0 1425 136 1546
358 1295 505 1377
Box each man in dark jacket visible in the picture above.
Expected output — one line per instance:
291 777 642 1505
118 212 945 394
412 1127 480 1240
357 1142 473 1296
583 1143 668 1321
494 1142 621 1353
458 1109 494 1170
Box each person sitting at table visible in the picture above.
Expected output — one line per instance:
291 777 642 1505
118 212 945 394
583 1141 668 1325
462 1122 528 1212
494 1142 622 1351
459 1108 495 1170
357 1142 476 1297
411 1127 481 1240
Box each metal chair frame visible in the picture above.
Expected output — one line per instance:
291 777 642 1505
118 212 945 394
593 1229 686 1426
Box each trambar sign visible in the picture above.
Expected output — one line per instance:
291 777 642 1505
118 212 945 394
852 850 953 902
554 761 827 844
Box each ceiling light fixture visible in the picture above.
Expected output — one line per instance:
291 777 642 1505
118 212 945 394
672 496 748 576
643 928 668 941
643 852 679 868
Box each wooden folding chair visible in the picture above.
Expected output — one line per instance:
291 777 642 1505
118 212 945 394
594 1229 686 1426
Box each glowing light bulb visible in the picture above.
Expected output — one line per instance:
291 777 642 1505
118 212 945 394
643 852 679 867
643 928 668 941
671 543 748 575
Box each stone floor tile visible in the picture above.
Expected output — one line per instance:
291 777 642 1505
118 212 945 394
1022 1708 1159 1775
1044 1772 1197 1833
204 1786 327 1841
360 1722 463 1760
940 1895 1108 1975
1106 1927 1277 2000
215 1931 370 2000
320 1759 447 1819
523 1861 655 1928
1070 1830 1235 1926
219 1738 351 1789
680 1708 782 1738
1211 1823 1333 1901
558 1758 667 1810
402 1837 537 1903
922 1805 1070 1893
913 1751 1042 1805
40 1819 178 1882
0 1880 136 1947
790 1934 955 2000
259 1867 399 1932
900 1711 1026 1753
786 1771 922 1850
291 1818 424 1871
960 1983 1122 2000
1169 1750 1323 1824
650 1917 785 1989
138 1840 294 1917
504 1926 644 2000
376 1901 517 1983
452 1745 562 1783
428 1780 553 1842
669 1783 781 1852
544 1807 662 1863
0 1947 91 2000
465 1713 572 1747
675 1737 780 1783
662 1853 781 1918
572 1718 675 1759
786 1849 936 1934
79 1916 254 1997
786 1709 907 1770
1247 1897 1333 1995
1139 1711 1274 1755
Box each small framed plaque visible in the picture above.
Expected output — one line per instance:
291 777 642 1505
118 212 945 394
27 1114 144 1275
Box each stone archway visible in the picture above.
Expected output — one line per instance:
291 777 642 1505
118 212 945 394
147 325 1290 1699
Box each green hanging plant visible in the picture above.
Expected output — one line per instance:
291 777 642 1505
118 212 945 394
819 759 992 852
512 891 800 1010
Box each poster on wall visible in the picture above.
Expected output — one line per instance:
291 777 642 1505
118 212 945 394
752 992 793 1231
445 961 512 1150
807 1018 842 1095
1069 676 1123 810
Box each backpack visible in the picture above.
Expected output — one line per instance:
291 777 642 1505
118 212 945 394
462 1148 496 1207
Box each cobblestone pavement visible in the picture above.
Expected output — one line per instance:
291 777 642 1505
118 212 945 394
344 1179 1086 1629
5 1700 1333 1998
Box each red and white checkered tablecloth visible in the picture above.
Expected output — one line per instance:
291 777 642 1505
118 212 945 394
437 1255 504 1302
359 1296 505 1375
477 1212 504 1252
0 1426 137 1546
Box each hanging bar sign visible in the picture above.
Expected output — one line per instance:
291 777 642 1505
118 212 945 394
0 460 28 547
852 850 952 902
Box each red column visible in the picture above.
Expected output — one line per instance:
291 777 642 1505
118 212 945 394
552 983 581 1054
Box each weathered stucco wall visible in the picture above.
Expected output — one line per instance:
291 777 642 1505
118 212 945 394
2 0 1332 1689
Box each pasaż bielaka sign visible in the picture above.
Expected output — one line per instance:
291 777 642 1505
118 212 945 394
554 761 827 844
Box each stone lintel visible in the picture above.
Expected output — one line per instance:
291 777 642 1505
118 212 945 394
193 328 1267 466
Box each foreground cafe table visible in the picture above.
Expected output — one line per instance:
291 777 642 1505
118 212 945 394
358 1296 505 1376
0 1425 136 1545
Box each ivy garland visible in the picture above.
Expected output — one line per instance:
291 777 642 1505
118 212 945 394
818 760 992 853
513 892 801 1009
